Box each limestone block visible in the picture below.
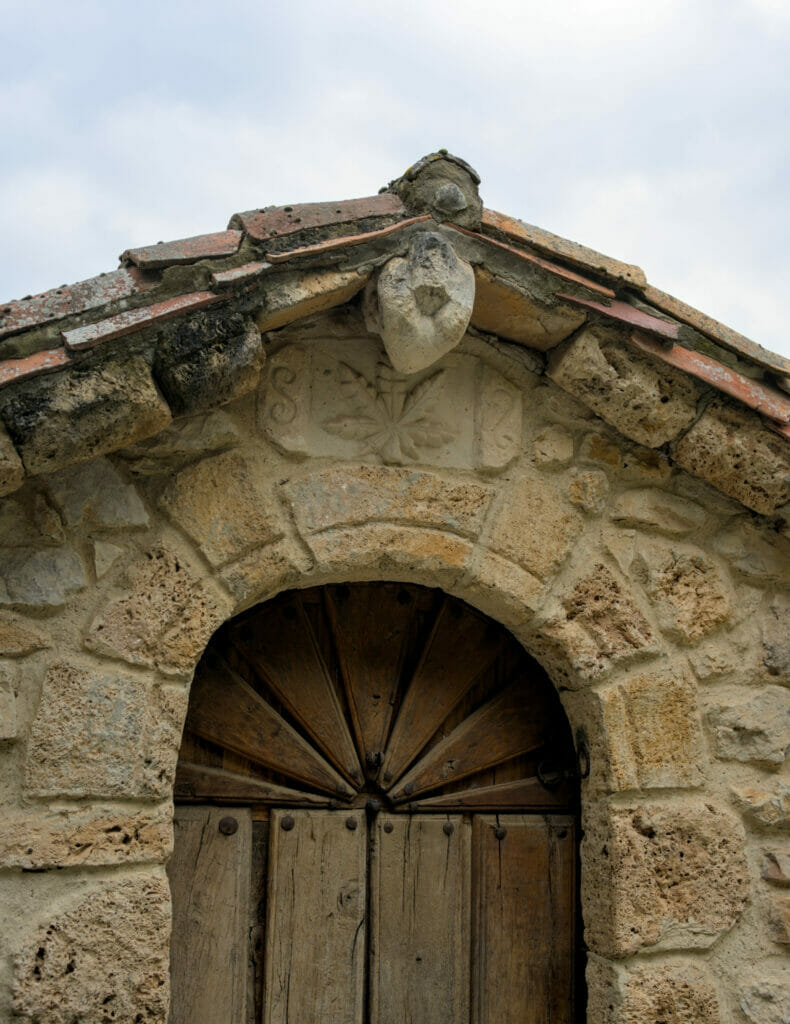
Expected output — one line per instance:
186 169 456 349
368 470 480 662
25 662 185 799
12 874 170 1023
0 546 86 609
368 231 475 373
568 468 609 513
0 662 17 740
547 324 700 447
487 472 583 579
282 466 493 540
159 450 282 567
85 548 228 675
768 896 790 944
674 397 790 514
582 801 749 956
153 310 264 415
763 595 790 685
0 614 49 657
0 355 171 477
732 783 790 830
587 957 721 1023
536 565 657 688
117 409 241 475
0 423 24 496
461 549 543 629
220 537 314 604
633 540 732 644
714 520 790 585
762 850 790 885
741 972 790 1024
260 336 523 472
0 495 62 547
579 431 623 470
93 540 124 578
532 425 573 468
706 687 790 766
44 457 149 529
611 488 706 535
255 267 367 332
0 804 171 869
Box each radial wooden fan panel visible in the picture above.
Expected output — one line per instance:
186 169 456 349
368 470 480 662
175 583 578 814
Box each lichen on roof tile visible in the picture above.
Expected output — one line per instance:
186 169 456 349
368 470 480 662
121 230 243 270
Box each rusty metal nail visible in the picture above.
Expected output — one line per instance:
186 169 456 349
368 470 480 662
383 822 394 833
494 827 507 841
403 783 415 796
346 817 358 831
280 815 295 831
443 822 454 836
218 816 238 836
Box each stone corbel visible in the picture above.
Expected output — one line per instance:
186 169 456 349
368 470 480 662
364 231 475 374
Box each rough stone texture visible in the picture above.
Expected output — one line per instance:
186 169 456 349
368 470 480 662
532 425 574 468
568 468 610 513
0 423 24 496
282 466 493 540
369 231 475 373
45 457 149 529
706 687 790 766
12 874 170 1023
762 850 790 885
768 897 790 944
390 155 483 229
763 595 790 685
0 804 171 869
547 324 700 447
0 355 171 477
153 310 264 415
583 801 749 956
487 472 583 579
741 972 790 1024
85 548 228 675
634 540 731 644
220 537 313 604
579 432 623 470
116 409 241 475
0 495 62 547
159 450 282 567
255 267 367 332
0 614 49 657
470 266 586 349
587 958 722 1024
674 396 790 514
611 488 706 535
0 662 18 740
732 783 790 830
94 540 124 578
25 662 185 799
714 520 790 585
0 546 86 609
537 565 656 687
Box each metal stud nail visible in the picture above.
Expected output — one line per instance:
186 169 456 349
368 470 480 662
346 817 358 831
443 822 454 836
280 815 295 831
383 822 394 834
494 826 507 841
218 816 238 836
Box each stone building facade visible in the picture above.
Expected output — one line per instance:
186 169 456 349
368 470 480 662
0 153 788 1022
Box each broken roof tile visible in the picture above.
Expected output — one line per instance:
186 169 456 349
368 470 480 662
556 293 679 340
0 267 150 341
0 347 71 389
62 291 223 352
265 214 433 264
231 194 405 243
211 261 271 288
482 209 647 288
121 230 242 270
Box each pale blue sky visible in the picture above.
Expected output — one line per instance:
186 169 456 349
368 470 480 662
2 0 789 356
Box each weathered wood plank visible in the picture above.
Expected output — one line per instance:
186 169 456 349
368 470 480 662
187 661 355 798
389 680 549 801
264 809 367 1024
472 815 576 1024
168 805 252 1024
173 762 334 806
370 814 471 1024
381 599 502 786
406 776 574 812
231 599 363 787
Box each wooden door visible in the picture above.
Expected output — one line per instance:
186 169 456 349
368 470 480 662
169 583 581 1023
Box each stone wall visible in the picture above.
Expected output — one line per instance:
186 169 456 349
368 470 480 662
0 314 789 1023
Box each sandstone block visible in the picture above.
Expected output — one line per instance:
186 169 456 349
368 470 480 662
487 472 583 579
85 548 228 675
220 537 314 604
674 397 790 514
532 425 573 468
0 662 18 740
25 662 185 799
0 614 49 657
0 804 171 869
282 466 493 540
714 520 790 585
93 540 124 578
462 549 543 629
0 355 171 477
547 324 700 447
582 800 748 956
159 450 282 567
706 687 790 766
12 874 170 1023
768 896 790 944
45 456 149 529
587 957 721 1023
579 431 622 470
732 783 790 830
763 595 790 684
117 409 241 475
741 972 790 1024
0 546 86 609
0 495 61 547
568 468 609 513
0 423 24 496
611 488 706 535
255 267 366 332
762 850 790 885
153 310 264 415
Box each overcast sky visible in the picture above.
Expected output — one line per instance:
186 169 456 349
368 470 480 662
2 0 789 357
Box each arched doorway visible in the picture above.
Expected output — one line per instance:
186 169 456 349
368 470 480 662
168 583 581 1023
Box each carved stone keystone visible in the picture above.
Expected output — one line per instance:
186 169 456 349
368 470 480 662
365 231 475 374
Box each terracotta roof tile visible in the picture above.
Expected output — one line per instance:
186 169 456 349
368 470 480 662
61 291 222 352
556 293 679 340
265 214 433 264
211 261 271 288
0 267 150 341
0 347 71 389
231 194 405 243
482 209 647 288
121 230 242 270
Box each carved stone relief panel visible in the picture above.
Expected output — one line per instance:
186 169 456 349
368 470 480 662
258 336 523 472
